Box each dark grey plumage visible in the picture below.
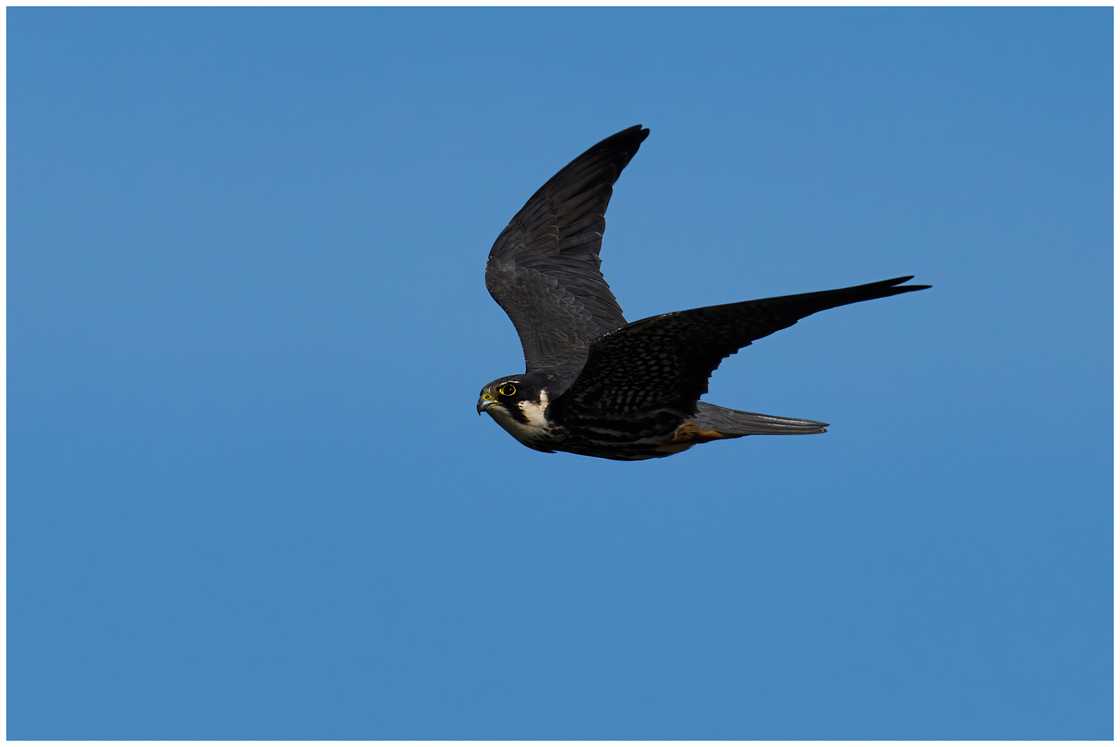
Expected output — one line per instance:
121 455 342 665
551 276 926 422
478 125 929 461
485 125 648 386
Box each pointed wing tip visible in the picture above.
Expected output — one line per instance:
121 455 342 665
895 276 932 292
614 124 651 144
883 275 932 292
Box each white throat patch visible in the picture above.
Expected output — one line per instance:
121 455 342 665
486 386 554 447
516 387 550 430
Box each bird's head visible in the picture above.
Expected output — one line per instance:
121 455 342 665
476 372 552 427
477 374 532 416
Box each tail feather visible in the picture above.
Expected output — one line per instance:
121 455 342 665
694 402 828 438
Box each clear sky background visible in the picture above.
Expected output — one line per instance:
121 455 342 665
7 7 1112 739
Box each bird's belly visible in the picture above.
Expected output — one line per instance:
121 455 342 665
488 406 717 461
560 436 696 461
557 412 699 460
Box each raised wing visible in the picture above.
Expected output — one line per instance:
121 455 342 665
485 125 650 382
552 276 930 420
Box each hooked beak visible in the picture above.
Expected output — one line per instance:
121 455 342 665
477 392 497 415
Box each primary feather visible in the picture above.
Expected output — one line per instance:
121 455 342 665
485 126 649 386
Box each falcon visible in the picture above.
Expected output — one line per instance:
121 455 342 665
477 125 929 461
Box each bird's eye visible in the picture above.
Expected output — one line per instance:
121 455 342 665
496 383 517 397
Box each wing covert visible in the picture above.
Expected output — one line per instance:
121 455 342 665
552 276 930 420
485 125 650 382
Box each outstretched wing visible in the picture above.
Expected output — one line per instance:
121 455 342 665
485 125 650 381
552 276 930 420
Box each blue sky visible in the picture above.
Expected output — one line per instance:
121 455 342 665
7 7 1112 739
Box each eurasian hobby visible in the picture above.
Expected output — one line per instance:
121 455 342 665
477 125 928 461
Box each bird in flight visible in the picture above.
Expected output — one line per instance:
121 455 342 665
477 125 929 461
